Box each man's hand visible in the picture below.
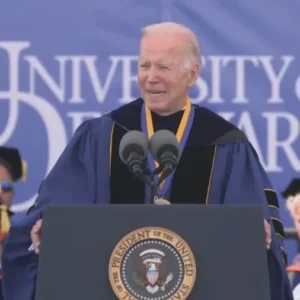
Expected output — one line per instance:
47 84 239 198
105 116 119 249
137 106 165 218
30 219 42 254
264 219 271 250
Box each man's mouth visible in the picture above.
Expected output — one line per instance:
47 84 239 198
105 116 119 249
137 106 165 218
147 91 165 96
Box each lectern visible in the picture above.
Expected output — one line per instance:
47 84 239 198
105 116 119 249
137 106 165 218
35 204 271 300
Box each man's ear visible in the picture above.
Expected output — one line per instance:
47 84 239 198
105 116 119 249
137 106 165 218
188 63 200 87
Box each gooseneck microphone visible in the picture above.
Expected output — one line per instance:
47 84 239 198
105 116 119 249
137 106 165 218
119 130 180 202
119 130 149 181
149 129 180 186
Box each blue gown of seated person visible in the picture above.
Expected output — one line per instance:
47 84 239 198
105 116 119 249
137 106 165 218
0 210 14 300
2 98 293 300
0 146 24 300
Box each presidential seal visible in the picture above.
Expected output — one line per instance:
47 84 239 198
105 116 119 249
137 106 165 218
108 227 196 300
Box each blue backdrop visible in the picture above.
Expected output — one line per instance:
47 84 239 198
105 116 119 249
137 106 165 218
0 1 299 262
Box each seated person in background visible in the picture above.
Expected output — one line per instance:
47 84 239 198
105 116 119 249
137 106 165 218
0 146 26 300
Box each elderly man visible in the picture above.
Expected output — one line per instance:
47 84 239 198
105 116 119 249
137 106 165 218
2 22 293 300
0 146 25 300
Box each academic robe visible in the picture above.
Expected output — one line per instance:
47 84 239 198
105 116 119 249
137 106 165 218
0 209 14 300
1 98 293 300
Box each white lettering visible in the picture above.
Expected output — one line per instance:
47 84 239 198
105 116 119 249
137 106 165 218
260 56 294 103
0 43 299 178
0 41 30 144
118 56 138 104
84 56 119 103
295 75 300 100
0 41 30 94
68 56 85 104
263 112 300 171
24 55 66 103
235 111 265 165
207 56 224 103
222 56 260 104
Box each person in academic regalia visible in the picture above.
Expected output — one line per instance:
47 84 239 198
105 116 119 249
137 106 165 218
282 178 300 297
0 146 26 300
1 22 293 300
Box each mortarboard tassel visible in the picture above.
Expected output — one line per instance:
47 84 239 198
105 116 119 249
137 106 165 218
0 204 10 241
21 159 27 182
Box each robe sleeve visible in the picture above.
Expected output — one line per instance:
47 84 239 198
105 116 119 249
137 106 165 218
222 139 293 300
1 120 99 300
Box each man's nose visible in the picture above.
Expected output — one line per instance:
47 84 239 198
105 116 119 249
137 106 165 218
146 67 159 83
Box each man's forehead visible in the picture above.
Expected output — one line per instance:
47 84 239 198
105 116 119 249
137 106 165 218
139 45 184 64
139 53 177 64
141 34 185 52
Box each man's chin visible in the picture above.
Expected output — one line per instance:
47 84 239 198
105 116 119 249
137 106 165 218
145 102 168 113
144 97 163 106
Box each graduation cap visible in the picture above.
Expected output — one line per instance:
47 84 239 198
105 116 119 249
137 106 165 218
282 178 300 199
0 146 27 182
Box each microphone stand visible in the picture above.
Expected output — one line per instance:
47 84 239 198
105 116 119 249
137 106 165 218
150 173 157 204
130 159 176 203
142 165 175 203
140 167 159 202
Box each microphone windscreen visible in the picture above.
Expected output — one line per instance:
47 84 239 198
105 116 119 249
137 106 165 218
119 130 148 164
149 130 180 162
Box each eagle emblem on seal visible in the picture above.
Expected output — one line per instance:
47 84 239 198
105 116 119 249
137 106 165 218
133 248 174 294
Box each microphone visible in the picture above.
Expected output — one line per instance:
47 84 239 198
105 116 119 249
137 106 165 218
149 130 180 185
119 130 149 180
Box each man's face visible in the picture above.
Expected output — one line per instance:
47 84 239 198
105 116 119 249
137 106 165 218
137 33 199 115
0 165 13 208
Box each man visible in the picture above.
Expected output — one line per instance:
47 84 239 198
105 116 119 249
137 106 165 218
282 178 300 296
2 22 293 300
0 146 25 300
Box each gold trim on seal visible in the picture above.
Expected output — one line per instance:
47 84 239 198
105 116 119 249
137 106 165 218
108 226 196 300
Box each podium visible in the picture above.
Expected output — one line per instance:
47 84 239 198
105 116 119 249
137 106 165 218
35 204 271 300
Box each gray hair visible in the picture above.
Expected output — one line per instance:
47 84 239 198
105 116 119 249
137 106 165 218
141 22 201 69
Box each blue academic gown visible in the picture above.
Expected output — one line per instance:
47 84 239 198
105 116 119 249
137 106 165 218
1 99 293 300
0 211 13 300
0 278 3 300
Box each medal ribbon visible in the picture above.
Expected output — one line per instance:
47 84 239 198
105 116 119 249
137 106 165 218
141 98 195 199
